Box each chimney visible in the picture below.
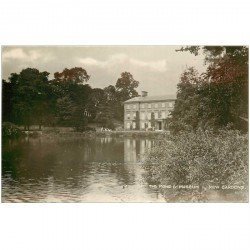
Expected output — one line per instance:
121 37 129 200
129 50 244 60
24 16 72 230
141 91 148 97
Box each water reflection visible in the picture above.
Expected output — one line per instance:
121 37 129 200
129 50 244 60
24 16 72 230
124 138 153 163
2 137 164 202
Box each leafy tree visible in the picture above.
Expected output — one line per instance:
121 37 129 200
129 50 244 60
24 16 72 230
92 72 140 125
2 67 140 131
53 67 90 84
102 85 120 122
7 68 50 130
172 46 248 133
205 47 248 127
170 67 201 133
2 80 13 122
94 105 115 129
103 85 117 103
93 85 122 129
115 72 139 101
56 96 76 126
51 67 92 130
87 88 105 118
115 72 140 121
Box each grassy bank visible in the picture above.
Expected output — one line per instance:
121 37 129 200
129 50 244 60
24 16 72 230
3 124 171 141
143 129 248 202
38 129 171 140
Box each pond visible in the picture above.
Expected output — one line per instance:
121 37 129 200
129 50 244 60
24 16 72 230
2 136 164 202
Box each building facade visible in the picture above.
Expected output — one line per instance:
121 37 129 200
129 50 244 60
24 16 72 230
124 91 175 131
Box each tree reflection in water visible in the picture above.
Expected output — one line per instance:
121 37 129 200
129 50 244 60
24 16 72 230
2 137 164 202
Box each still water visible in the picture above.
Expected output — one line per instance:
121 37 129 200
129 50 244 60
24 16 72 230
2 137 164 202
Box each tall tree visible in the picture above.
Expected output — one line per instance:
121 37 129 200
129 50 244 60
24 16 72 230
87 88 105 118
53 67 90 84
9 68 50 129
115 72 140 121
56 96 76 126
170 67 201 133
2 67 141 131
115 72 139 101
172 46 248 132
52 67 92 130
2 79 13 122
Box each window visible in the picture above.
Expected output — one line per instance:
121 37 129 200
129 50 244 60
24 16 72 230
141 104 145 109
127 113 130 119
148 112 151 119
162 111 166 119
159 111 162 118
169 102 173 108
141 122 145 129
127 123 130 129
148 103 151 108
133 112 136 119
133 104 136 109
155 103 158 108
127 104 130 109
141 112 145 120
161 102 165 108
133 122 136 129
148 122 151 128
155 112 158 119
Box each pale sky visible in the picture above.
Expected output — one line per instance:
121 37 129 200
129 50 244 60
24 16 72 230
2 46 207 96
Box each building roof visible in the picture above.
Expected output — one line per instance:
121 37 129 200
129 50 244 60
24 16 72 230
124 95 176 104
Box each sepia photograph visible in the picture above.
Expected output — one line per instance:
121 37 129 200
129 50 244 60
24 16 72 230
1 1 250 250
1 45 248 202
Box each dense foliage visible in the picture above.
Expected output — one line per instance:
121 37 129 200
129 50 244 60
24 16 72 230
143 129 248 201
2 68 139 130
170 46 248 134
2 122 24 139
143 46 249 201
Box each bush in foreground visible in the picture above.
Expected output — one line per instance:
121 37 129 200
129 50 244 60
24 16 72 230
143 129 248 202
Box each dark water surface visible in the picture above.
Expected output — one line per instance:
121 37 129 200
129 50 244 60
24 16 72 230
2 137 164 202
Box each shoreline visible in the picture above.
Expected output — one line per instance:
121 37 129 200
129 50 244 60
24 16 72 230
26 130 171 139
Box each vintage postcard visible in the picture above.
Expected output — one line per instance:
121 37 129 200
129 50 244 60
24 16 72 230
1 46 248 202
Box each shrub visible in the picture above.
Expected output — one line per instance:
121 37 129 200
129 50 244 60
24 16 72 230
2 122 24 139
143 129 248 201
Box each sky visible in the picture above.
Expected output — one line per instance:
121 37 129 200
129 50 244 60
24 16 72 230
2 46 207 96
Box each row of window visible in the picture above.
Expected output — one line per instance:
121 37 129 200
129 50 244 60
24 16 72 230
126 122 152 129
127 122 136 129
126 111 169 120
126 102 173 110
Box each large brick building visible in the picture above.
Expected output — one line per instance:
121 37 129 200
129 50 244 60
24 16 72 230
124 91 175 131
